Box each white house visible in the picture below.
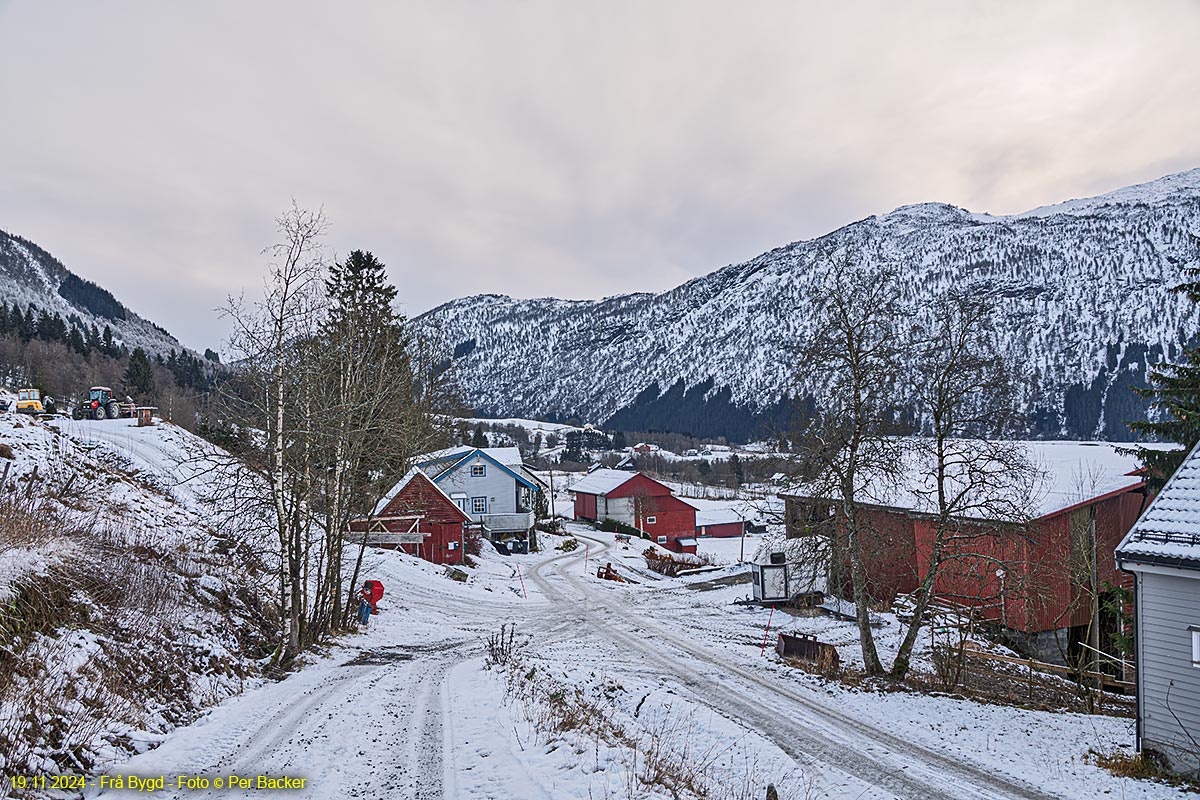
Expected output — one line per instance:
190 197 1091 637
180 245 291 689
413 446 546 540
1116 441 1200 777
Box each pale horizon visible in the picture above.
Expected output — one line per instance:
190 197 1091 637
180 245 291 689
2 1 1198 351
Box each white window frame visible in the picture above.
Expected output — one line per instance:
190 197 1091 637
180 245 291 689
646 515 657 525
1191 626 1200 667
472 496 488 514
656 535 667 544
470 464 486 477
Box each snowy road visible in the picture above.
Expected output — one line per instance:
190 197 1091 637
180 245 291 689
92 566 480 800
86 508 1144 800
89 535 583 800
528 532 1060 800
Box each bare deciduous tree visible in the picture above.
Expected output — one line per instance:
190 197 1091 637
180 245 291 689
208 209 460 666
890 293 1039 679
792 256 909 676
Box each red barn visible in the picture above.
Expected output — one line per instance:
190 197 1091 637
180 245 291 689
689 500 748 539
351 468 471 565
572 469 697 553
781 441 1158 663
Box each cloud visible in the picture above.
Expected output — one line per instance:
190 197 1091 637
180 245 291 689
1 1 1198 350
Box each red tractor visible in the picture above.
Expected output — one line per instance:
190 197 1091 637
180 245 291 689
72 386 134 420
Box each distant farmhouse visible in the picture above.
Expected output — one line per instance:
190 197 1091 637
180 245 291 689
415 446 547 543
572 469 697 553
358 446 547 564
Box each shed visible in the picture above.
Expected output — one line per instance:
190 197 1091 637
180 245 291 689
1116 440 1200 777
687 499 747 539
351 468 471 566
673 537 698 555
751 550 793 604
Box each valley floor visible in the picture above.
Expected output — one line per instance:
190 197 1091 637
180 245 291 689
84 524 1184 800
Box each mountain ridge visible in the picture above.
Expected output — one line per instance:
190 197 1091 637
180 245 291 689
0 227 187 357
416 167 1200 442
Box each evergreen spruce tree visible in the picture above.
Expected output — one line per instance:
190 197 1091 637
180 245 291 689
18 305 35 341
1129 234 1200 484
7 305 20 338
123 347 156 396
471 424 488 448
67 325 86 354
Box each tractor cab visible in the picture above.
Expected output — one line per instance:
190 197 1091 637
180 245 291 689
15 388 44 415
73 386 124 420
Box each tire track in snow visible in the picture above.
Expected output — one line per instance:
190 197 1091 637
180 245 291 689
529 532 1060 800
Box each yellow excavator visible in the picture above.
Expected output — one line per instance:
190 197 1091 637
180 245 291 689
15 388 56 417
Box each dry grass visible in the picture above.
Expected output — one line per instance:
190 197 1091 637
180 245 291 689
0 477 269 780
778 643 1136 717
1086 748 1200 791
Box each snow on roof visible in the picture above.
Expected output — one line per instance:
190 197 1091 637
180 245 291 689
569 468 638 496
419 445 524 468
371 467 463 517
782 440 1164 521
684 498 748 527
373 467 421 516
1117 440 1200 567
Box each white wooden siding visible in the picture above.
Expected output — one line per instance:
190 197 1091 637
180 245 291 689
597 496 636 527
1138 571 1200 773
437 464 519 517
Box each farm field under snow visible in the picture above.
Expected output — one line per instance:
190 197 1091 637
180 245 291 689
71 520 1185 800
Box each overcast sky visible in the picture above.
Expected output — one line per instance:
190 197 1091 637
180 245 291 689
2 2 1199 352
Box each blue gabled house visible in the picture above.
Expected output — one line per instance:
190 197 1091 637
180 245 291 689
413 446 545 541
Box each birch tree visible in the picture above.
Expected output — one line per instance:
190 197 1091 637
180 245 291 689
221 204 328 665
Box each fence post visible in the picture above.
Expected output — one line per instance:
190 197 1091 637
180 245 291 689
760 605 775 657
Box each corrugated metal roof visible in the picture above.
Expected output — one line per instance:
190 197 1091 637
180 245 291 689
1117 440 1200 567
570 468 636 496
781 440 1161 521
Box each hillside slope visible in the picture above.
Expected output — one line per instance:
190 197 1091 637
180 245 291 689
0 229 185 356
0 408 272 779
417 168 1200 442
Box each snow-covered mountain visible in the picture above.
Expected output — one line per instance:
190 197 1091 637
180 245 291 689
0 228 185 355
417 168 1200 442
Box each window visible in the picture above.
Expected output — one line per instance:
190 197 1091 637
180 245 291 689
646 516 657 525
1192 627 1200 667
472 497 488 514
656 535 667 544
470 464 486 477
